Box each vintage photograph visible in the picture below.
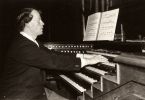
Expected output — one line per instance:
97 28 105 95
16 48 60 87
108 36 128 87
0 0 145 100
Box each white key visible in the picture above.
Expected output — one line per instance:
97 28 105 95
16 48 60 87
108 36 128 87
74 73 97 84
86 67 108 75
101 62 116 67
59 75 86 93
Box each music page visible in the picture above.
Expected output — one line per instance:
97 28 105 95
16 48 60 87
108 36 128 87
83 12 101 41
97 9 119 41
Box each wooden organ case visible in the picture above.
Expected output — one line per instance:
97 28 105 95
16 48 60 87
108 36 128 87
44 41 145 100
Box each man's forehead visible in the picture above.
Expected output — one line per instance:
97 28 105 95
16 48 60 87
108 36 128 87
31 10 41 19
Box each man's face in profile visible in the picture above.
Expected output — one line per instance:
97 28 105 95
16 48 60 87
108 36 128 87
28 10 44 36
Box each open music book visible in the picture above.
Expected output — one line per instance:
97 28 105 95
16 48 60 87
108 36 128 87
83 8 119 41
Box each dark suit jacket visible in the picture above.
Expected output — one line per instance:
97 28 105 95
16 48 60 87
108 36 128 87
0 34 81 100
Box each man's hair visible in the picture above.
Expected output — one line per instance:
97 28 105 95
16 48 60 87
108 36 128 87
16 8 40 32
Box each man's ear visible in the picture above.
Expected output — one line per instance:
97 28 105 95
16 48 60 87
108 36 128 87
25 22 31 30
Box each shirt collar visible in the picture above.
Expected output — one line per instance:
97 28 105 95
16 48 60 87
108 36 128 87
20 32 39 47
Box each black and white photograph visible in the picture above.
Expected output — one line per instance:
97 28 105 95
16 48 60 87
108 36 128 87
0 0 145 100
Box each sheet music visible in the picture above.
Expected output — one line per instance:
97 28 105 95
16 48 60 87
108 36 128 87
97 9 119 40
83 12 101 41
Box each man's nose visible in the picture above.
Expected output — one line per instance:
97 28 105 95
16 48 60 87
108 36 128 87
41 20 44 26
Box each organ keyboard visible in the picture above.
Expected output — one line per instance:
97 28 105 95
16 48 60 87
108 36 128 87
44 41 145 100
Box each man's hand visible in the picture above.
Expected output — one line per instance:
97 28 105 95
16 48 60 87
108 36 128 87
76 54 108 68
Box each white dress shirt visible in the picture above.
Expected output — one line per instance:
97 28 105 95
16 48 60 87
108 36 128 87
20 32 39 47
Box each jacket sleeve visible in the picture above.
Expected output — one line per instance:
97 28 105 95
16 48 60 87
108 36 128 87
8 43 81 71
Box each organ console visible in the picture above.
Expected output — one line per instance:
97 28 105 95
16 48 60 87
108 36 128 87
44 41 145 100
